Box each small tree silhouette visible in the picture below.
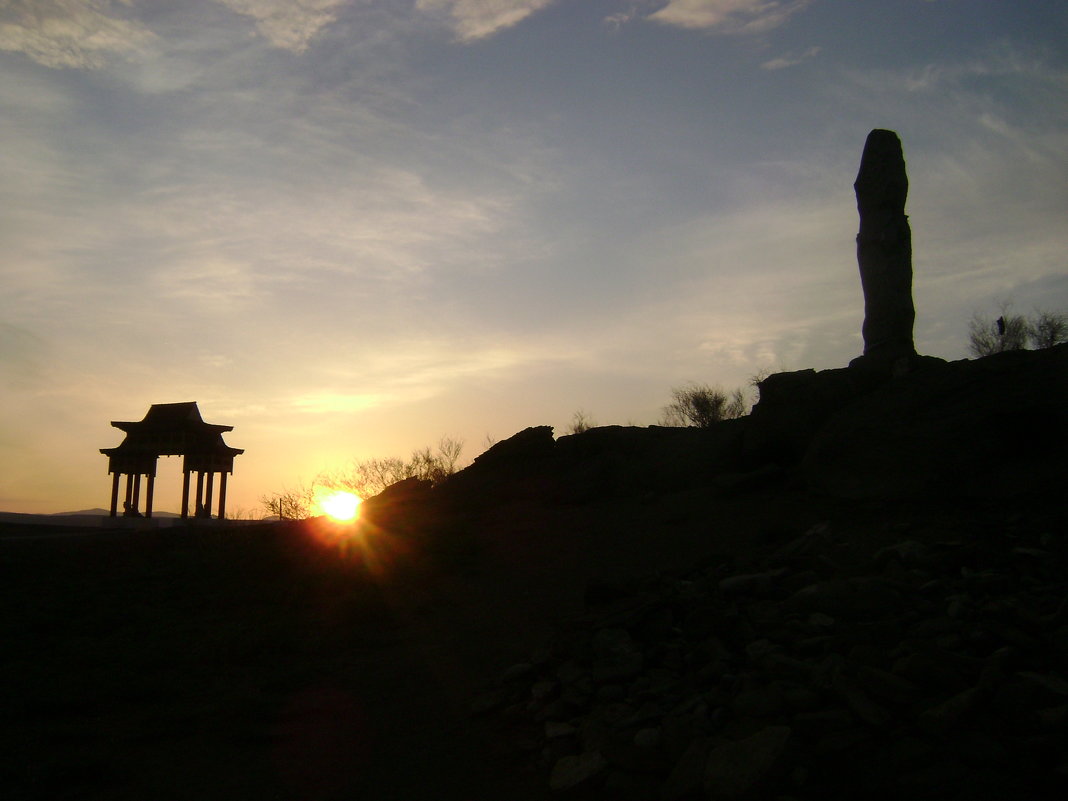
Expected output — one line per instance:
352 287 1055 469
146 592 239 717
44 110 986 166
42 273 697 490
567 409 596 434
260 437 466 519
1028 310 1068 350
261 481 316 519
323 436 465 499
968 301 1067 357
660 383 748 427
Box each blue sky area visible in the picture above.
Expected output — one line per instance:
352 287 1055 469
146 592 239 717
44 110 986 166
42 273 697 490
2 0 1066 513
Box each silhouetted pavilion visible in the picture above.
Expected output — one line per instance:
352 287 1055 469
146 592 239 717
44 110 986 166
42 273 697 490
100 402 243 519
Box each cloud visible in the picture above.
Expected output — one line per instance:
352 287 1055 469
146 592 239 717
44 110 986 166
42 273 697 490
647 0 811 35
761 44 820 70
900 43 1058 92
0 0 156 69
213 0 350 53
640 0 807 34
415 0 557 42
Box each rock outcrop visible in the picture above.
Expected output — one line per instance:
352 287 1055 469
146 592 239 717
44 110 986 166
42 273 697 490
803 344 1068 500
428 344 1067 507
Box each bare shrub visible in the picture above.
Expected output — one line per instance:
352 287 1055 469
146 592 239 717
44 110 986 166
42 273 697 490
968 302 1029 357
260 437 466 518
567 409 596 434
660 383 749 428
260 481 317 520
968 301 1067 357
1028 310 1068 350
324 436 465 499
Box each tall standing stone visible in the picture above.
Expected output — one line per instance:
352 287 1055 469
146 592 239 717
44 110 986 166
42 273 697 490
851 129 916 371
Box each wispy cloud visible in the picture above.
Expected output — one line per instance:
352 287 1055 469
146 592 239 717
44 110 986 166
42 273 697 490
0 0 156 69
647 0 811 35
761 45 820 70
284 342 541 414
415 0 557 42
213 0 351 53
604 3 643 33
901 42 1061 92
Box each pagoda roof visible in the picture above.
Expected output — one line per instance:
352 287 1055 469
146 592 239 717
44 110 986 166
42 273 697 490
101 402 244 457
110 401 232 434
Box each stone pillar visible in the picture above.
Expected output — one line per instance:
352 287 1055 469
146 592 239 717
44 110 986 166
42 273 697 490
110 472 120 517
205 472 215 519
181 470 191 519
132 474 141 515
218 471 228 520
145 473 155 519
851 129 916 371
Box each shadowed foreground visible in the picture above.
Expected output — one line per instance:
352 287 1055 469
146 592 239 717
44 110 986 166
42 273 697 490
2 478 1066 799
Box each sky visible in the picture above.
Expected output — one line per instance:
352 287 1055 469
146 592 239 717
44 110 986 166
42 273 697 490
1 0 1066 515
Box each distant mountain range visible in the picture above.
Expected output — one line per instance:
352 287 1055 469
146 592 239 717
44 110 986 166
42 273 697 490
52 508 181 518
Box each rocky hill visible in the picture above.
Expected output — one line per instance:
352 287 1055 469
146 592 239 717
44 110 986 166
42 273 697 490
357 342 1067 800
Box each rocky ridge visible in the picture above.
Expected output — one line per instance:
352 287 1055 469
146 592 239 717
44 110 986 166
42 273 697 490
361 341 1068 801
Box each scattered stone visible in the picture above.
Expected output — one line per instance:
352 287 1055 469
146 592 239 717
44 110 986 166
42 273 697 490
633 727 660 750
662 738 713 801
548 750 607 791
545 721 578 739
703 725 792 800
481 501 1067 799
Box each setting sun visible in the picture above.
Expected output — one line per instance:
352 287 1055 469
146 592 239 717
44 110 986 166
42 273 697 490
316 489 362 522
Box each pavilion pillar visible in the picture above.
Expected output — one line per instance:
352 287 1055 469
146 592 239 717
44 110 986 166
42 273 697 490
195 471 205 517
205 472 215 519
132 474 142 515
124 474 134 515
145 473 156 518
181 470 191 519
110 472 120 517
217 471 228 520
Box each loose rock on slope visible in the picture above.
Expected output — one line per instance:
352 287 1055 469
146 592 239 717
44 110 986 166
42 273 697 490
476 505 1068 799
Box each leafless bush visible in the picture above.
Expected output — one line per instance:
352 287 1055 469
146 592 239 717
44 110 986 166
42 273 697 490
1029 310 1068 350
968 301 1067 357
660 383 749 427
567 409 596 434
968 302 1029 357
260 437 466 518
260 481 317 520
325 436 466 499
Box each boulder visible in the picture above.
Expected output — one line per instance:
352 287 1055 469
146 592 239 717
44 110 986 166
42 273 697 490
468 425 556 469
549 750 607 791
742 367 883 468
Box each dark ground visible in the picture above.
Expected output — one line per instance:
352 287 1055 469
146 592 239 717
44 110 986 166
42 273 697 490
0 487 1062 799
